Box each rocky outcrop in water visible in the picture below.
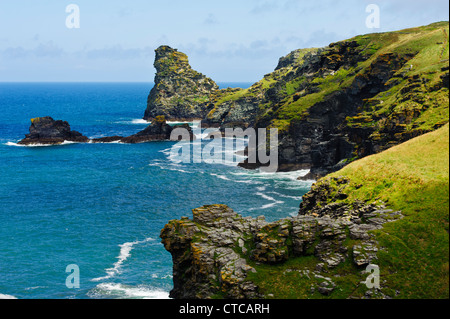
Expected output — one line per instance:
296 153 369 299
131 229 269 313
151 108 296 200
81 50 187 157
143 46 219 121
17 116 89 145
19 116 194 146
121 116 194 144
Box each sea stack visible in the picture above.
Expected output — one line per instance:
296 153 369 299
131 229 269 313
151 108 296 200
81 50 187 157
17 116 89 145
143 46 219 122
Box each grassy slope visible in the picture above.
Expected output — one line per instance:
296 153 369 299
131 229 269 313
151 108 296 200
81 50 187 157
330 123 449 298
248 124 449 299
205 23 448 142
274 22 449 133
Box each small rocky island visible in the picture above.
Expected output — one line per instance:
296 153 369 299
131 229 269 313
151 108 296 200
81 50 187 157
18 115 194 146
17 116 89 145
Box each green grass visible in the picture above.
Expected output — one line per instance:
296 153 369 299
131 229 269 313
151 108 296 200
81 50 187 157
247 124 449 299
268 22 449 135
329 124 449 298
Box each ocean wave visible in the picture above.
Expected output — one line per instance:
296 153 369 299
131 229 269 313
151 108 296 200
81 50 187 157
231 169 310 181
91 237 153 282
250 192 284 210
88 140 122 144
268 191 303 200
115 119 149 125
4 141 78 147
210 173 262 184
148 160 193 174
89 283 170 299
0 293 17 299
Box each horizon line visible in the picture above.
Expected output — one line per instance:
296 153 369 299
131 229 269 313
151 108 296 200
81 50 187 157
0 81 255 84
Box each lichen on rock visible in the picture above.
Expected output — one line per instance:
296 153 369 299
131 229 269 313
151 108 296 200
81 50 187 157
160 190 403 299
143 46 219 121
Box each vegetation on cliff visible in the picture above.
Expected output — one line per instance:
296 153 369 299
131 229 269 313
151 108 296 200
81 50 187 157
158 23 449 299
160 124 448 299
247 124 449 299
146 22 448 176
144 46 219 121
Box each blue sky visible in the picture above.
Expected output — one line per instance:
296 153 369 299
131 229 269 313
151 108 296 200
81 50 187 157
0 0 448 82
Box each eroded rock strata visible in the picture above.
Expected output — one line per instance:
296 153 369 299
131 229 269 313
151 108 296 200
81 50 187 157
160 179 403 299
146 22 449 177
143 46 219 121
120 116 194 144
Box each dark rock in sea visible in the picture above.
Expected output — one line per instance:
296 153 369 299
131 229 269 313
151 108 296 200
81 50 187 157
18 115 194 146
17 116 89 145
121 116 194 144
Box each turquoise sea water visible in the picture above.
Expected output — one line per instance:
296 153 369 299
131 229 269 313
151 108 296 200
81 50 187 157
0 83 313 299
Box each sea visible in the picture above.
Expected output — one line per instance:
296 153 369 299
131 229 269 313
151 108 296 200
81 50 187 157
0 82 314 299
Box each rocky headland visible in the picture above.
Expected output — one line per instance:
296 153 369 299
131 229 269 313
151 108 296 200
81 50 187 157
160 123 449 299
159 22 449 299
145 22 449 178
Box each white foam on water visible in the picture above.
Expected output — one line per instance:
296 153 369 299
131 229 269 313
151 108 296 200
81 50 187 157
88 140 122 144
4 140 79 147
114 119 148 125
92 237 153 282
210 173 262 185
132 119 150 124
4 142 23 147
90 283 170 299
256 192 279 202
149 160 193 174
231 169 310 181
251 192 284 210
268 191 303 200
210 173 231 181
0 293 17 299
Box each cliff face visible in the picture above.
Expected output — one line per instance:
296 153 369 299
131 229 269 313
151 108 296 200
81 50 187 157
241 22 449 176
145 22 449 177
143 46 219 121
161 198 403 299
161 124 449 299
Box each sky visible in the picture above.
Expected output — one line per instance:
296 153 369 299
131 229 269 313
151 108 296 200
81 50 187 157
0 0 448 83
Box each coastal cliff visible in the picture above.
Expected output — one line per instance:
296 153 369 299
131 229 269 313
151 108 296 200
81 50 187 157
161 201 402 299
161 124 449 299
146 22 449 177
156 23 448 300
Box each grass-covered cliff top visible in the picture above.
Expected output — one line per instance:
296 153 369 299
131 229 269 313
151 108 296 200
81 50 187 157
248 124 449 299
208 21 449 136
